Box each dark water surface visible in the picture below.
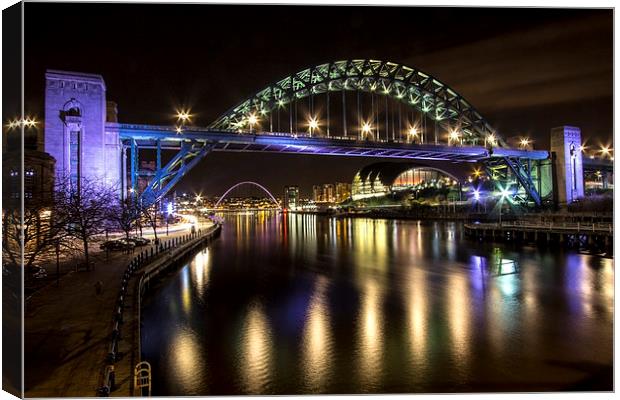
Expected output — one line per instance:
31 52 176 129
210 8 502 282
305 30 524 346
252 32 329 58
141 213 613 395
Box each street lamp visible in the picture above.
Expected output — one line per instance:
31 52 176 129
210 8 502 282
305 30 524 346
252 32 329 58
600 145 612 158
497 187 511 226
449 129 460 146
6 117 38 130
408 126 419 143
176 109 191 123
520 137 531 149
308 116 319 136
361 121 372 139
247 113 258 133
486 133 496 147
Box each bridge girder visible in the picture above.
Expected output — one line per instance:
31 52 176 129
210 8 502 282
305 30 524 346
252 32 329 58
209 59 502 146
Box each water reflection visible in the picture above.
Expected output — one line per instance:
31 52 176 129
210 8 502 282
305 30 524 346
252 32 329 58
357 278 384 391
169 329 204 394
141 214 614 395
239 302 272 394
301 276 333 392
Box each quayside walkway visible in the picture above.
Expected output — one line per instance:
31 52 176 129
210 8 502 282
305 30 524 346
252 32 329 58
24 222 217 398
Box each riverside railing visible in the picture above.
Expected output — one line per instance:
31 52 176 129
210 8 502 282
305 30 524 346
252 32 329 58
467 221 613 233
97 224 221 396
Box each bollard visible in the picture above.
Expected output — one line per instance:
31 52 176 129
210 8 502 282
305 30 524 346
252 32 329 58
96 385 110 397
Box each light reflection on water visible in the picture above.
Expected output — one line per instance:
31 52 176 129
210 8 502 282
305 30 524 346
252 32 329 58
238 302 272 394
141 212 613 395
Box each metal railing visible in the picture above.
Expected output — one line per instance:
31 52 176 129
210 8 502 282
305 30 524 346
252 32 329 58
467 221 613 233
97 224 221 396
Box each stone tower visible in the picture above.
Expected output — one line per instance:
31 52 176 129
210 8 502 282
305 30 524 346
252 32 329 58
551 126 584 205
44 70 121 192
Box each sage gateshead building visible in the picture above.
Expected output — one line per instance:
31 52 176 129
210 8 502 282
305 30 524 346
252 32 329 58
351 162 464 201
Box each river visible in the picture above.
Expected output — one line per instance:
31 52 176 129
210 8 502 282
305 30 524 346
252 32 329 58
141 212 613 394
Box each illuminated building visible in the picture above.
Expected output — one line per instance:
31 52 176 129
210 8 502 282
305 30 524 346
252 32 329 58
283 186 300 210
351 162 462 201
335 182 352 202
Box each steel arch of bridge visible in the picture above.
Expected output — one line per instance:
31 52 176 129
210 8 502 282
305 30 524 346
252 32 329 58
214 181 280 209
210 59 502 146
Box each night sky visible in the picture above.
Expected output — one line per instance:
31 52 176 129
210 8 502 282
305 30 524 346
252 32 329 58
22 3 613 197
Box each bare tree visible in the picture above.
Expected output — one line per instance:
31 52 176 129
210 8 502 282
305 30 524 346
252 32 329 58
55 177 116 269
2 186 71 270
140 202 160 242
107 197 140 239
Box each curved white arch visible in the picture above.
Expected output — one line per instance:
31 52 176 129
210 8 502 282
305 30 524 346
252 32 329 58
214 181 280 209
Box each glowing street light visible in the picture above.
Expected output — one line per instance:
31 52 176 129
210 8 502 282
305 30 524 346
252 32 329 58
361 121 372 138
520 137 531 148
176 109 192 123
247 113 259 133
308 116 319 135
600 145 612 158
579 144 587 152
6 117 38 129
472 167 482 178
175 126 183 134
449 129 460 145
486 133 496 147
195 194 202 203
497 187 511 226
407 126 419 143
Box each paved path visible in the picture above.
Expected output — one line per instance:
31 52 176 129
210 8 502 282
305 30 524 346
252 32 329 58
24 225 207 397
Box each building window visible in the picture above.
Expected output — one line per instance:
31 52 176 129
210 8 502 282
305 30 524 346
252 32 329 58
70 130 81 190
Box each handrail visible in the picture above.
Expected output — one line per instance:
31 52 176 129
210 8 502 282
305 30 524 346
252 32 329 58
97 223 221 396
465 221 612 233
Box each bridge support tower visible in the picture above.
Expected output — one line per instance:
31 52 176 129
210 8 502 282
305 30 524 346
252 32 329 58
551 126 584 207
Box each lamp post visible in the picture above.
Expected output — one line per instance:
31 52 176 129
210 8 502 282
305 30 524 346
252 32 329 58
308 116 319 136
248 113 258 134
498 188 510 226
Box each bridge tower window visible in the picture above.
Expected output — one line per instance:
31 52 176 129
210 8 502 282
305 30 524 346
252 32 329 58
70 130 81 190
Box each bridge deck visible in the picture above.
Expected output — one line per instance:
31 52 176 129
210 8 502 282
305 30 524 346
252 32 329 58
112 123 550 162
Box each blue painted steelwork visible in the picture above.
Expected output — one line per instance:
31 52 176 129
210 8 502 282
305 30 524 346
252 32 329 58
140 140 216 206
502 157 542 206
116 123 549 206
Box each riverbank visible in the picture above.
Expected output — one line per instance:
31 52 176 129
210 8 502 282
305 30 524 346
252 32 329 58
105 224 222 397
23 223 217 397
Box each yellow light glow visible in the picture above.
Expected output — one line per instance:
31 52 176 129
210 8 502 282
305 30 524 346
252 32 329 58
449 129 460 141
308 117 319 130
472 168 482 178
487 134 496 145
520 138 530 147
248 113 258 126
579 144 587 152
175 126 183 134
361 122 372 134
408 127 418 136
176 109 191 122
